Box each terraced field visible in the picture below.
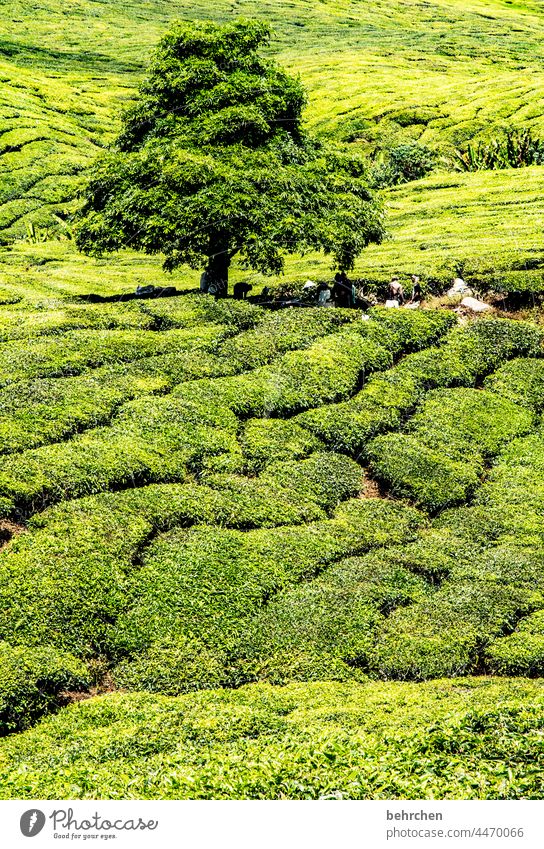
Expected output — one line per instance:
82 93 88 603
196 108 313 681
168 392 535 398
3 0 544 293
4 0 544 801
1 289 544 798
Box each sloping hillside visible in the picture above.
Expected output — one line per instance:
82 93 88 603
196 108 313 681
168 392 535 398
2 0 544 244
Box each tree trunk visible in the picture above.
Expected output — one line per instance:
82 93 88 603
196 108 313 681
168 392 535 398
207 236 230 297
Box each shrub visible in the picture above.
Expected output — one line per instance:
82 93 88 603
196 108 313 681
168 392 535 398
240 418 324 472
176 330 393 417
486 610 544 676
230 551 429 686
454 129 544 172
0 325 230 386
298 319 542 458
218 308 355 370
484 358 544 412
0 643 89 734
367 433 481 510
140 294 260 331
175 309 459 419
366 388 533 510
2 679 544 799
372 142 435 186
370 580 535 680
259 452 363 511
405 388 534 462
0 395 240 515
0 478 357 655
114 636 227 695
0 370 170 456
113 499 424 665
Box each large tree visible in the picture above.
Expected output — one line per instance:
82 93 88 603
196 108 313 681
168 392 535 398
76 18 384 290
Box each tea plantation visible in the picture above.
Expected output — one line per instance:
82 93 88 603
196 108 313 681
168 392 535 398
3 0 544 802
0 289 543 798
3 0 544 291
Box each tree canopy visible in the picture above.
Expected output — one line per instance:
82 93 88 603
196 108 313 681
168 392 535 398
75 18 385 288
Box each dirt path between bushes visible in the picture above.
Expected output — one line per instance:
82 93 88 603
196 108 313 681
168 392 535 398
0 519 24 552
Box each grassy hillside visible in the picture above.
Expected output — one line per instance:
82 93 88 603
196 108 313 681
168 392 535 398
3 0 544 800
3 0 544 250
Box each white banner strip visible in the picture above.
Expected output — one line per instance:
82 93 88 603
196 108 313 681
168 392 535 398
2 800 543 849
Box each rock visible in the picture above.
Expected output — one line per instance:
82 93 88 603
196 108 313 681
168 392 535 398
403 301 420 310
447 278 473 298
385 299 400 308
460 296 491 313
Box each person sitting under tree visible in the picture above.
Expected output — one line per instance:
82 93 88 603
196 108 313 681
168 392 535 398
333 271 353 308
410 275 422 303
388 276 404 304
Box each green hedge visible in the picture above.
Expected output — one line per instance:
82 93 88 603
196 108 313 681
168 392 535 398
174 309 457 419
218 308 356 371
240 418 324 472
0 308 353 457
476 429 544 543
139 294 260 331
368 434 481 511
0 462 396 657
176 329 393 417
487 611 544 676
0 396 240 515
113 499 424 689
0 370 170 456
0 643 88 735
0 325 230 386
297 319 544 455
2 679 544 799
484 358 544 412
367 389 534 510
369 579 535 680
229 550 429 686
258 452 363 511
0 303 152 343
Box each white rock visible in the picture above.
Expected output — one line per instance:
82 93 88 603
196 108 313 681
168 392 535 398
460 297 491 313
447 278 473 298
385 299 400 308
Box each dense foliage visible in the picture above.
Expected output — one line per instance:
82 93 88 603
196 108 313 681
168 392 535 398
2 679 544 799
0 287 543 797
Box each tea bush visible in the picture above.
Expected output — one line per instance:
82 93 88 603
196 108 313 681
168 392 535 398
0 307 358 457
297 319 543 456
484 358 544 412
240 418 324 472
0 396 241 514
112 499 424 688
0 325 229 386
487 611 544 676
367 389 534 510
2 679 544 799
0 458 386 658
368 434 481 510
175 330 393 417
174 309 458 419
229 551 429 686
0 643 88 735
